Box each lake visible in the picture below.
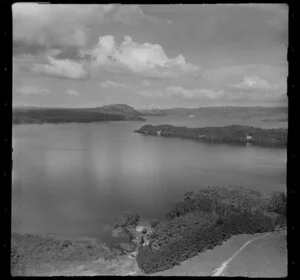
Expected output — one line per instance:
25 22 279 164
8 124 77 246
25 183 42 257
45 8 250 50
12 117 287 245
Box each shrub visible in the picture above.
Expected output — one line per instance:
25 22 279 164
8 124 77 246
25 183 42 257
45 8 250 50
150 220 160 228
114 211 141 229
136 186 285 274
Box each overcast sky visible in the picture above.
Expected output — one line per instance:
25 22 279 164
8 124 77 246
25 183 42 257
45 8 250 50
13 3 288 109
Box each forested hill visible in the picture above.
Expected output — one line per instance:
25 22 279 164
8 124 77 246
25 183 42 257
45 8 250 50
135 124 287 148
13 105 145 124
93 104 144 120
139 106 288 122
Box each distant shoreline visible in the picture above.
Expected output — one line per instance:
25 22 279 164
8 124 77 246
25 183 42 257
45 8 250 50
135 124 287 148
12 105 146 124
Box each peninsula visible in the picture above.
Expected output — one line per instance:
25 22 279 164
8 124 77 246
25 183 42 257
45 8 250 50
13 104 145 124
135 124 287 148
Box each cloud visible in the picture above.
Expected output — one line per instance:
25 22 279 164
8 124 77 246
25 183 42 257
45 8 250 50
140 80 150 86
247 4 288 30
227 76 286 102
84 35 200 78
16 86 50 96
166 86 225 99
232 76 279 91
204 64 284 81
100 79 152 90
100 80 138 89
32 56 87 79
139 83 285 104
22 34 199 80
139 86 225 100
67 89 80 96
203 64 287 91
12 3 117 48
111 5 171 25
13 4 168 50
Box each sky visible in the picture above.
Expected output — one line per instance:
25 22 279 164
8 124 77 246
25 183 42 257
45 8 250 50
12 3 288 109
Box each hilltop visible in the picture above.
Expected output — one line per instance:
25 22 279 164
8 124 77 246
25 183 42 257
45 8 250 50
12 104 145 124
93 104 144 120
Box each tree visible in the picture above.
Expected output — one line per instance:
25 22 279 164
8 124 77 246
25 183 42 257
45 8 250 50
184 191 195 201
115 211 141 229
267 192 286 217
150 220 160 228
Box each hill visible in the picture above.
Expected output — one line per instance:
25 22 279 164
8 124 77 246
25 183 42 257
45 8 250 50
93 104 144 120
12 104 145 124
135 124 287 148
140 106 288 122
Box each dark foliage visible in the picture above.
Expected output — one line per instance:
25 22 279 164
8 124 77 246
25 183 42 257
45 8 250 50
136 186 285 274
12 105 146 124
267 191 287 217
114 211 141 229
149 219 161 228
135 124 287 147
137 210 275 274
13 108 126 124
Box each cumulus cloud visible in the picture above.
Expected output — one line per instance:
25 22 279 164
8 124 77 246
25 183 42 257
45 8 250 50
16 86 50 96
32 56 87 79
84 35 200 78
100 80 138 89
27 35 199 80
67 89 80 96
232 76 279 90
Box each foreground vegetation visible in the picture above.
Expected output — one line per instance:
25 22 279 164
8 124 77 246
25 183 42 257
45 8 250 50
135 186 286 274
135 124 287 147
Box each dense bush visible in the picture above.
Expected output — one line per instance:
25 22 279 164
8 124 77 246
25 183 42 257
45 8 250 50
137 210 275 274
267 191 286 217
137 186 282 274
150 219 161 228
114 211 141 229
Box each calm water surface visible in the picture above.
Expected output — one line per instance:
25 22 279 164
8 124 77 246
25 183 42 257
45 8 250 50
12 117 287 245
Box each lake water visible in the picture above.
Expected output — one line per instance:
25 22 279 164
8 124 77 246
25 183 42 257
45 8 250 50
12 117 287 245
